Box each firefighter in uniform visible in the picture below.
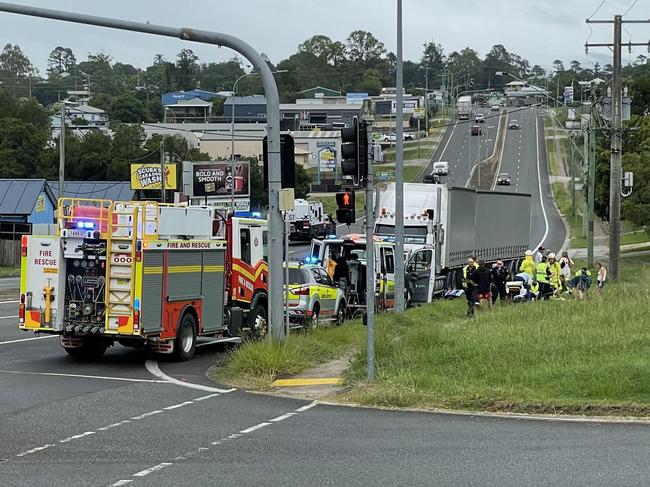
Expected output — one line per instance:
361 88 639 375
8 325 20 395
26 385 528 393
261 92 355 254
547 253 562 297
535 256 551 300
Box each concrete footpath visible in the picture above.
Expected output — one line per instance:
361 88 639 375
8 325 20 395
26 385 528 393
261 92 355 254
269 356 350 400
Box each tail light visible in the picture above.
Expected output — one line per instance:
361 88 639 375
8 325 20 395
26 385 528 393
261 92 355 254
135 240 142 262
291 286 310 296
21 235 28 257
133 310 140 327
19 294 25 323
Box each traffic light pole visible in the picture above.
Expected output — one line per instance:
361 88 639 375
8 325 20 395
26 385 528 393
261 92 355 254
394 0 405 313
365 122 375 381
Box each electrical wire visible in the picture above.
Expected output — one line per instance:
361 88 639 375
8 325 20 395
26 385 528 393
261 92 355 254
588 0 608 19
622 0 639 16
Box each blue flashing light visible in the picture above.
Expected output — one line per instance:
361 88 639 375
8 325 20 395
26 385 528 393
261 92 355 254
233 211 264 219
326 234 338 239
134 298 141 311
252 211 262 218
76 221 95 230
303 256 320 265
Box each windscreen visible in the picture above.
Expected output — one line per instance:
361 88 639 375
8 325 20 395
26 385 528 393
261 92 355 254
288 268 309 284
375 224 427 244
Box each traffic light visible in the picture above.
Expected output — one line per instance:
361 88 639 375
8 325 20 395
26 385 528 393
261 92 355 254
335 190 355 225
340 117 368 182
263 133 295 190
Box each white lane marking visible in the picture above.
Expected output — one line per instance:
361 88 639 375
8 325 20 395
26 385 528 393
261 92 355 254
270 412 297 422
433 120 458 166
163 401 194 410
194 393 220 402
0 369 168 383
16 444 54 457
0 335 57 346
111 481 133 486
13 394 221 459
0 300 19 305
534 114 550 250
131 410 163 420
295 400 319 412
59 431 95 443
132 463 173 477
0 315 18 319
240 422 271 434
145 360 235 394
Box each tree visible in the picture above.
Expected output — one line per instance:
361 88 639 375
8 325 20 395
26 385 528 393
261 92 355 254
569 60 582 73
0 43 35 77
110 94 147 123
421 41 445 68
345 30 386 66
46 46 76 78
358 68 383 95
552 59 565 73
176 48 199 90
446 48 482 89
530 65 546 78
298 35 345 65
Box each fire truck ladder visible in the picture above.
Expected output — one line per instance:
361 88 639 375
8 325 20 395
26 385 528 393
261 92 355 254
105 203 140 334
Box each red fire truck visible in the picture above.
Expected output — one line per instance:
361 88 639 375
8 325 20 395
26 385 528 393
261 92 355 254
19 198 268 360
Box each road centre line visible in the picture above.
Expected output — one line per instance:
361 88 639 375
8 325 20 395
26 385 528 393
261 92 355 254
0 369 168 383
0 315 18 319
0 300 18 304
13 392 222 460
110 401 319 486
145 359 235 393
0 335 57 346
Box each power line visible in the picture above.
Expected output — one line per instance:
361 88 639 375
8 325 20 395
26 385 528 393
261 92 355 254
622 0 639 16
588 0 608 20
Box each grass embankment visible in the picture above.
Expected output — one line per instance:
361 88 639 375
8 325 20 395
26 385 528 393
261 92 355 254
219 257 650 416
340 257 650 415
0 267 19 278
552 182 585 247
216 324 364 389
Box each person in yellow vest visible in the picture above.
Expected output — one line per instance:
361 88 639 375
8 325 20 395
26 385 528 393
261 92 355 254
547 253 562 297
463 256 479 317
519 249 535 276
535 255 551 300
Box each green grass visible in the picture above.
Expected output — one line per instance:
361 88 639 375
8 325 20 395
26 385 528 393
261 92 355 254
215 323 365 389
621 229 650 246
382 146 432 163
341 257 650 415
552 182 585 247
373 163 423 183
545 138 560 176
0 267 20 278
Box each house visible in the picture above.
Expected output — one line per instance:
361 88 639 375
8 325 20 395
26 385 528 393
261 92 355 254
223 95 267 122
50 104 109 129
162 89 226 123
298 86 341 99
279 102 362 130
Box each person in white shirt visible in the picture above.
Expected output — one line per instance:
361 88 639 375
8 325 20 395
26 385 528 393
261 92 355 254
595 261 607 295
559 251 574 291
534 246 545 265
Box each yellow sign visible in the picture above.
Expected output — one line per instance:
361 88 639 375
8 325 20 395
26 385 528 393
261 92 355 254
34 194 45 213
131 164 177 190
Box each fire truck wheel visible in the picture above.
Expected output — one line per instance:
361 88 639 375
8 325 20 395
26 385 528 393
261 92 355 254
174 313 197 361
250 302 267 340
63 338 108 359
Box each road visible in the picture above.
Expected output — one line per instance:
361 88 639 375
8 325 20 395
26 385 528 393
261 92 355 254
1 294 650 486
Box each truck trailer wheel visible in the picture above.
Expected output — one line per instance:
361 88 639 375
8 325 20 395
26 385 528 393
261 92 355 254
174 313 197 361
63 337 108 359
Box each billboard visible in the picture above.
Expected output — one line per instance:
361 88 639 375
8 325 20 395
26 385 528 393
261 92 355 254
316 141 337 172
185 161 250 198
131 164 178 190
563 86 574 104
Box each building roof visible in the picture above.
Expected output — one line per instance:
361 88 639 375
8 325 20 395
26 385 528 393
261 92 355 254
279 103 362 111
68 104 107 115
162 89 224 106
168 97 212 107
298 86 341 95
47 181 135 201
224 95 267 106
0 179 55 216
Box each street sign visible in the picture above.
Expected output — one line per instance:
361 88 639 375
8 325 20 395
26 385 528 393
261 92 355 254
372 133 381 141
375 171 394 178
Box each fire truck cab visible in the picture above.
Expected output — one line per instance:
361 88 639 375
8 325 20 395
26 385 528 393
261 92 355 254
19 198 268 360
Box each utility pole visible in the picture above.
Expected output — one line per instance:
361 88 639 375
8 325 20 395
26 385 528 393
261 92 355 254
394 0 405 313
160 138 166 203
365 120 375 380
58 103 65 201
423 64 429 136
587 113 595 267
570 137 575 217
586 14 650 279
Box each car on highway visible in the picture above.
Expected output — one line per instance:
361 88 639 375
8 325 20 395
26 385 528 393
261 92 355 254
432 161 449 176
423 174 441 184
497 172 512 185
470 125 482 136
382 132 414 142
491 105 500 111
475 113 485 123
285 262 346 327
508 120 520 129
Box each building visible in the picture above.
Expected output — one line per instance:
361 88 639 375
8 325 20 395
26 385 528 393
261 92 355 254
279 102 362 130
223 95 267 123
47 181 135 202
162 89 226 123
197 124 268 161
0 180 56 264
504 80 549 105
50 104 109 129
298 86 341 99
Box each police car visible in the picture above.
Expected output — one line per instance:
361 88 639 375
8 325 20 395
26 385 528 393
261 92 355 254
285 262 346 328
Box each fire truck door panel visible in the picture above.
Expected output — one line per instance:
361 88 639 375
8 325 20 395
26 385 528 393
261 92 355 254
141 250 163 333
200 249 225 333
22 236 65 330
166 251 203 301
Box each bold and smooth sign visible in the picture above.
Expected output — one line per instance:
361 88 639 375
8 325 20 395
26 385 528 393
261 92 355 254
191 162 250 198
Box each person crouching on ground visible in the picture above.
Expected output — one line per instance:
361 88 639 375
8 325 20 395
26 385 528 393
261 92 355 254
469 260 493 313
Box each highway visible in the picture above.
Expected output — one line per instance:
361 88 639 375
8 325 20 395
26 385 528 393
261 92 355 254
1 291 649 486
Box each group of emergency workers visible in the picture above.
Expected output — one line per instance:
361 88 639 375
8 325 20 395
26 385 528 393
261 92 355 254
462 245 607 317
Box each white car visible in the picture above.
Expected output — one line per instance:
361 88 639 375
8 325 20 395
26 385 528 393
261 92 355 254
490 105 500 112
432 161 449 176
475 113 485 123
382 132 414 142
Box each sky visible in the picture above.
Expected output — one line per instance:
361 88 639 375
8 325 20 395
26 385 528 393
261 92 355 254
1 0 648 76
